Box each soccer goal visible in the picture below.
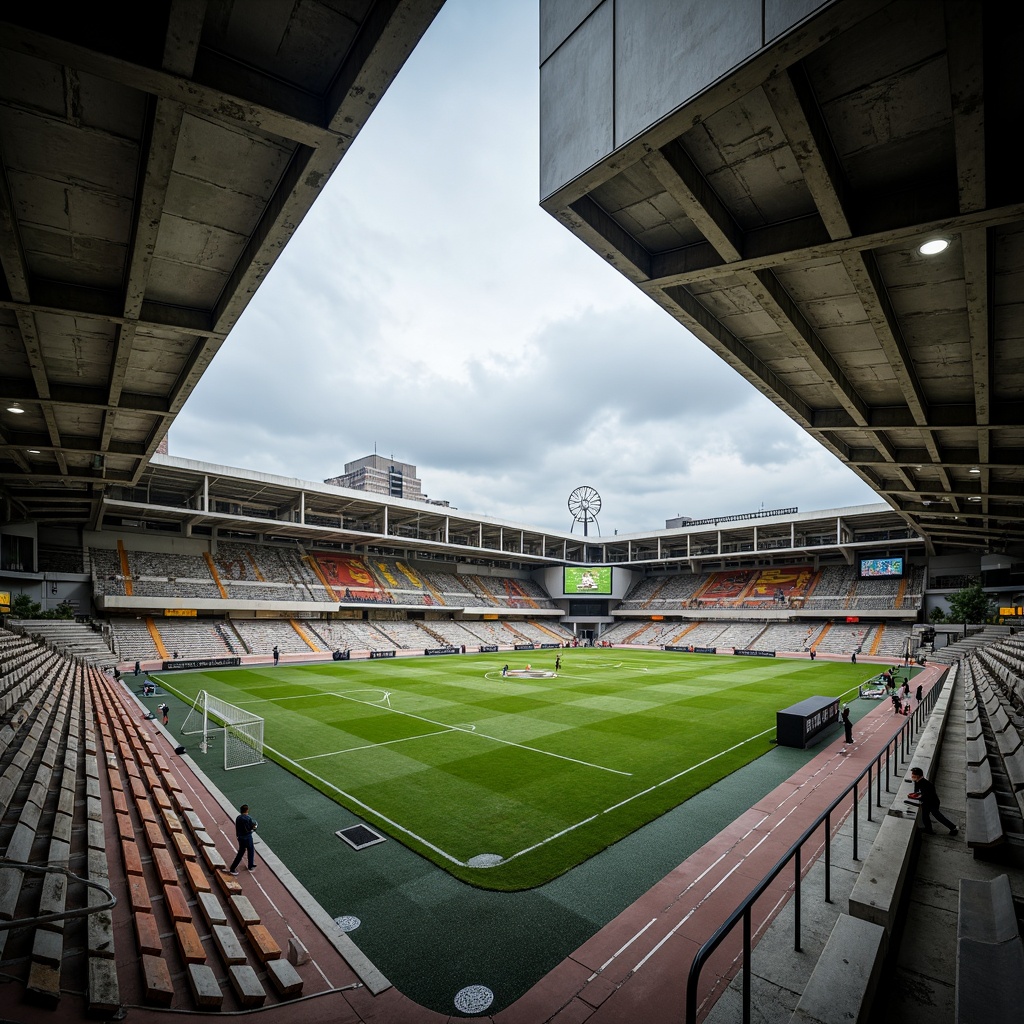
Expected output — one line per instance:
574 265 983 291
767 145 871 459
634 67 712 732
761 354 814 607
180 690 265 771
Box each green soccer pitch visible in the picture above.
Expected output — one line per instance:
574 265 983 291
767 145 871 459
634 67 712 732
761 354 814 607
153 649 871 891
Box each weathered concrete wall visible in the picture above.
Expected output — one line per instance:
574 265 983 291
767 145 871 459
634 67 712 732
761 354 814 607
540 0 832 198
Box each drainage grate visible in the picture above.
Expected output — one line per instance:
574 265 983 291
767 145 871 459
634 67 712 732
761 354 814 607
335 824 387 850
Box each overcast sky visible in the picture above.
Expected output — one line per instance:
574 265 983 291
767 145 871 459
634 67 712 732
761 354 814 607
171 0 880 535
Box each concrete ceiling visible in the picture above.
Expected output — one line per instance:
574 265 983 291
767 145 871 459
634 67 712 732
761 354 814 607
541 0 1024 557
0 0 442 529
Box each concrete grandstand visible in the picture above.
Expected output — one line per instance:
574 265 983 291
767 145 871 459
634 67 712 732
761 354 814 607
2 3 1023 1024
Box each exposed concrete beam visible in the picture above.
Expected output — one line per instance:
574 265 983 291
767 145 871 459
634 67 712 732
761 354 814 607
0 283 222 338
211 139 348 333
0 468 133 485
647 199 1024 288
325 0 445 135
816 241 953 493
0 432 148 457
811 402 1024 431
0 22 335 148
657 284 813 425
643 139 743 262
562 196 652 284
844 447 1024 468
746 269 869 425
960 227 991 486
946 0 986 216
763 63 852 239
2 379 173 415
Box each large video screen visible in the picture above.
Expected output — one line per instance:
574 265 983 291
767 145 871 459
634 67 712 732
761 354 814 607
859 557 904 578
563 566 612 595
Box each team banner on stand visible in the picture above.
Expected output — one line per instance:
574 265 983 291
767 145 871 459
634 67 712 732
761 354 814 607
665 645 717 654
425 646 460 656
734 649 776 657
514 644 535 651
313 553 389 601
370 650 396 659
479 645 499 653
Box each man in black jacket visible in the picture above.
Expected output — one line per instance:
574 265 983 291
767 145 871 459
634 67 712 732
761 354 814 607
227 804 259 873
909 767 958 836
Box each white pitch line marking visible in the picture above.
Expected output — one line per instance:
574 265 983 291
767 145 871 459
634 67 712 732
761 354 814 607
297 729 455 761
323 691 632 777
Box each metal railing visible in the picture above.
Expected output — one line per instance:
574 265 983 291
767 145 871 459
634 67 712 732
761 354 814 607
684 681 942 1024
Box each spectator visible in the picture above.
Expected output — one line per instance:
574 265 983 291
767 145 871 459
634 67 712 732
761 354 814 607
226 804 259 874
909 768 958 836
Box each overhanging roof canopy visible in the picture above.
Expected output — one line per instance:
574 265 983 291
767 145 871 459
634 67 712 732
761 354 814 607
0 0 442 528
540 0 1024 556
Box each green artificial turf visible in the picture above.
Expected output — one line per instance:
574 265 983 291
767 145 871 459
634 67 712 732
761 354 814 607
152 649 870 891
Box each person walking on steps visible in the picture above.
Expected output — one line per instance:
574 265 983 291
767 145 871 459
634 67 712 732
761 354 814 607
909 767 958 836
226 804 258 874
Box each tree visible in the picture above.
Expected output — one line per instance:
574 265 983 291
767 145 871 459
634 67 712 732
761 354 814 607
928 606 946 624
947 583 994 626
11 593 41 618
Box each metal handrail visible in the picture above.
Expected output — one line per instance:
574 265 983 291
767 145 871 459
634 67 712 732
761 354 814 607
684 682 941 1024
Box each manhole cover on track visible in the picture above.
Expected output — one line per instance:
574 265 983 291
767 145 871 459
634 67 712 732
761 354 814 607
454 985 494 1014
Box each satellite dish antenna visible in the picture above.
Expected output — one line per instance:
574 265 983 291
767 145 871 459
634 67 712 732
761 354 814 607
568 486 602 536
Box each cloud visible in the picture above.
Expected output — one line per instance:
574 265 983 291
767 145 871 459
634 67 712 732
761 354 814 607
171 0 881 536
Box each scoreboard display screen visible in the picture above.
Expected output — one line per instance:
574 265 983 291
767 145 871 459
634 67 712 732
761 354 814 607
858 557 904 578
563 566 612 595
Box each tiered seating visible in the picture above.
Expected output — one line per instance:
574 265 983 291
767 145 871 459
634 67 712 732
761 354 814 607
899 563 926 609
870 622 913 659
847 575 902 610
956 875 1024 1023
91 548 127 596
90 670 304 1009
424 572 475 603
976 640 1024 712
0 631 118 1012
363 558 438 606
119 551 224 601
755 621 826 652
154 622 235 660
513 621 573 645
227 621 315 656
110 620 161 662
307 620 392 650
418 621 490 647
712 623 765 649
618 574 705 609
929 626 1012 665
216 544 329 603
364 620 433 649
962 660 1024 853
10 619 115 666
810 622 877 656
803 565 857 609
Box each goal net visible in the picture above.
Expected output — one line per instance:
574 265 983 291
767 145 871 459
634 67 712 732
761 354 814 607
180 690 265 771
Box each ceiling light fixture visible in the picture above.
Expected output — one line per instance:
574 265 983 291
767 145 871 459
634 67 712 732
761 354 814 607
967 496 981 502
27 449 40 454
968 467 981 474
7 402 24 414
918 238 949 256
